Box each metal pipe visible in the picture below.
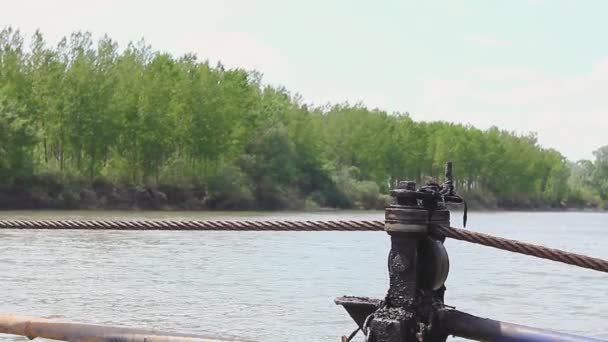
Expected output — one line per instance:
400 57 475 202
439 309 607 342
0 314 250 342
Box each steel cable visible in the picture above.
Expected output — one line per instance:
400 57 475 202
0 219 385 231
434 224 608 273
0 218 606 273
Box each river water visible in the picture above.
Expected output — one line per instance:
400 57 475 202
0 210 606 341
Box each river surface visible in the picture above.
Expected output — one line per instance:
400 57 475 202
0 210 606 341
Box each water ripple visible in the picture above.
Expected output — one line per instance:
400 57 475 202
0 211 606 341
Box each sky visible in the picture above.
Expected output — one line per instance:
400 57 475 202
1 0 607 161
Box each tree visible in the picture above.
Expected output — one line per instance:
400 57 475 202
0 28 36 179
0 27 603 209
592 145 608 200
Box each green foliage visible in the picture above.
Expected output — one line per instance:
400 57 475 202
0 28 37 178
330 166 383 209
0 27 605 209
568 145 608 206
238 123 298 208
592 146 608 200
206 164 255 209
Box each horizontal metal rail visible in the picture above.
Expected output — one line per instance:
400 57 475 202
439 309 607 342
0 314 250 342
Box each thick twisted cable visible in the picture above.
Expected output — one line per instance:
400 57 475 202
1 218 606 273
0 219 385 231
433 225 608 273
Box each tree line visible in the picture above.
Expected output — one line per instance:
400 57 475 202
1 27 606 209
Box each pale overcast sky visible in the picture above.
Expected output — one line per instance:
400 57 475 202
1 0 607 161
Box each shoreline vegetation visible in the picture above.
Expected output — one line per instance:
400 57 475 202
0 179 604 211
1 28 608 212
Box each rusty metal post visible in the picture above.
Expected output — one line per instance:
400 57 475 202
367 202 422 341
336 164 458 341
336 162 606 342
365 179 450 342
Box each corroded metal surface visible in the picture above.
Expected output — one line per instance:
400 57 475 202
340 163 461 341
0 315 250 342
335 300 608 342
334 296 382 329
384 207 449 233
365 181 452 341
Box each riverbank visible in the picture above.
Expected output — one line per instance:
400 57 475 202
0 179 211 211
0 176 603 212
